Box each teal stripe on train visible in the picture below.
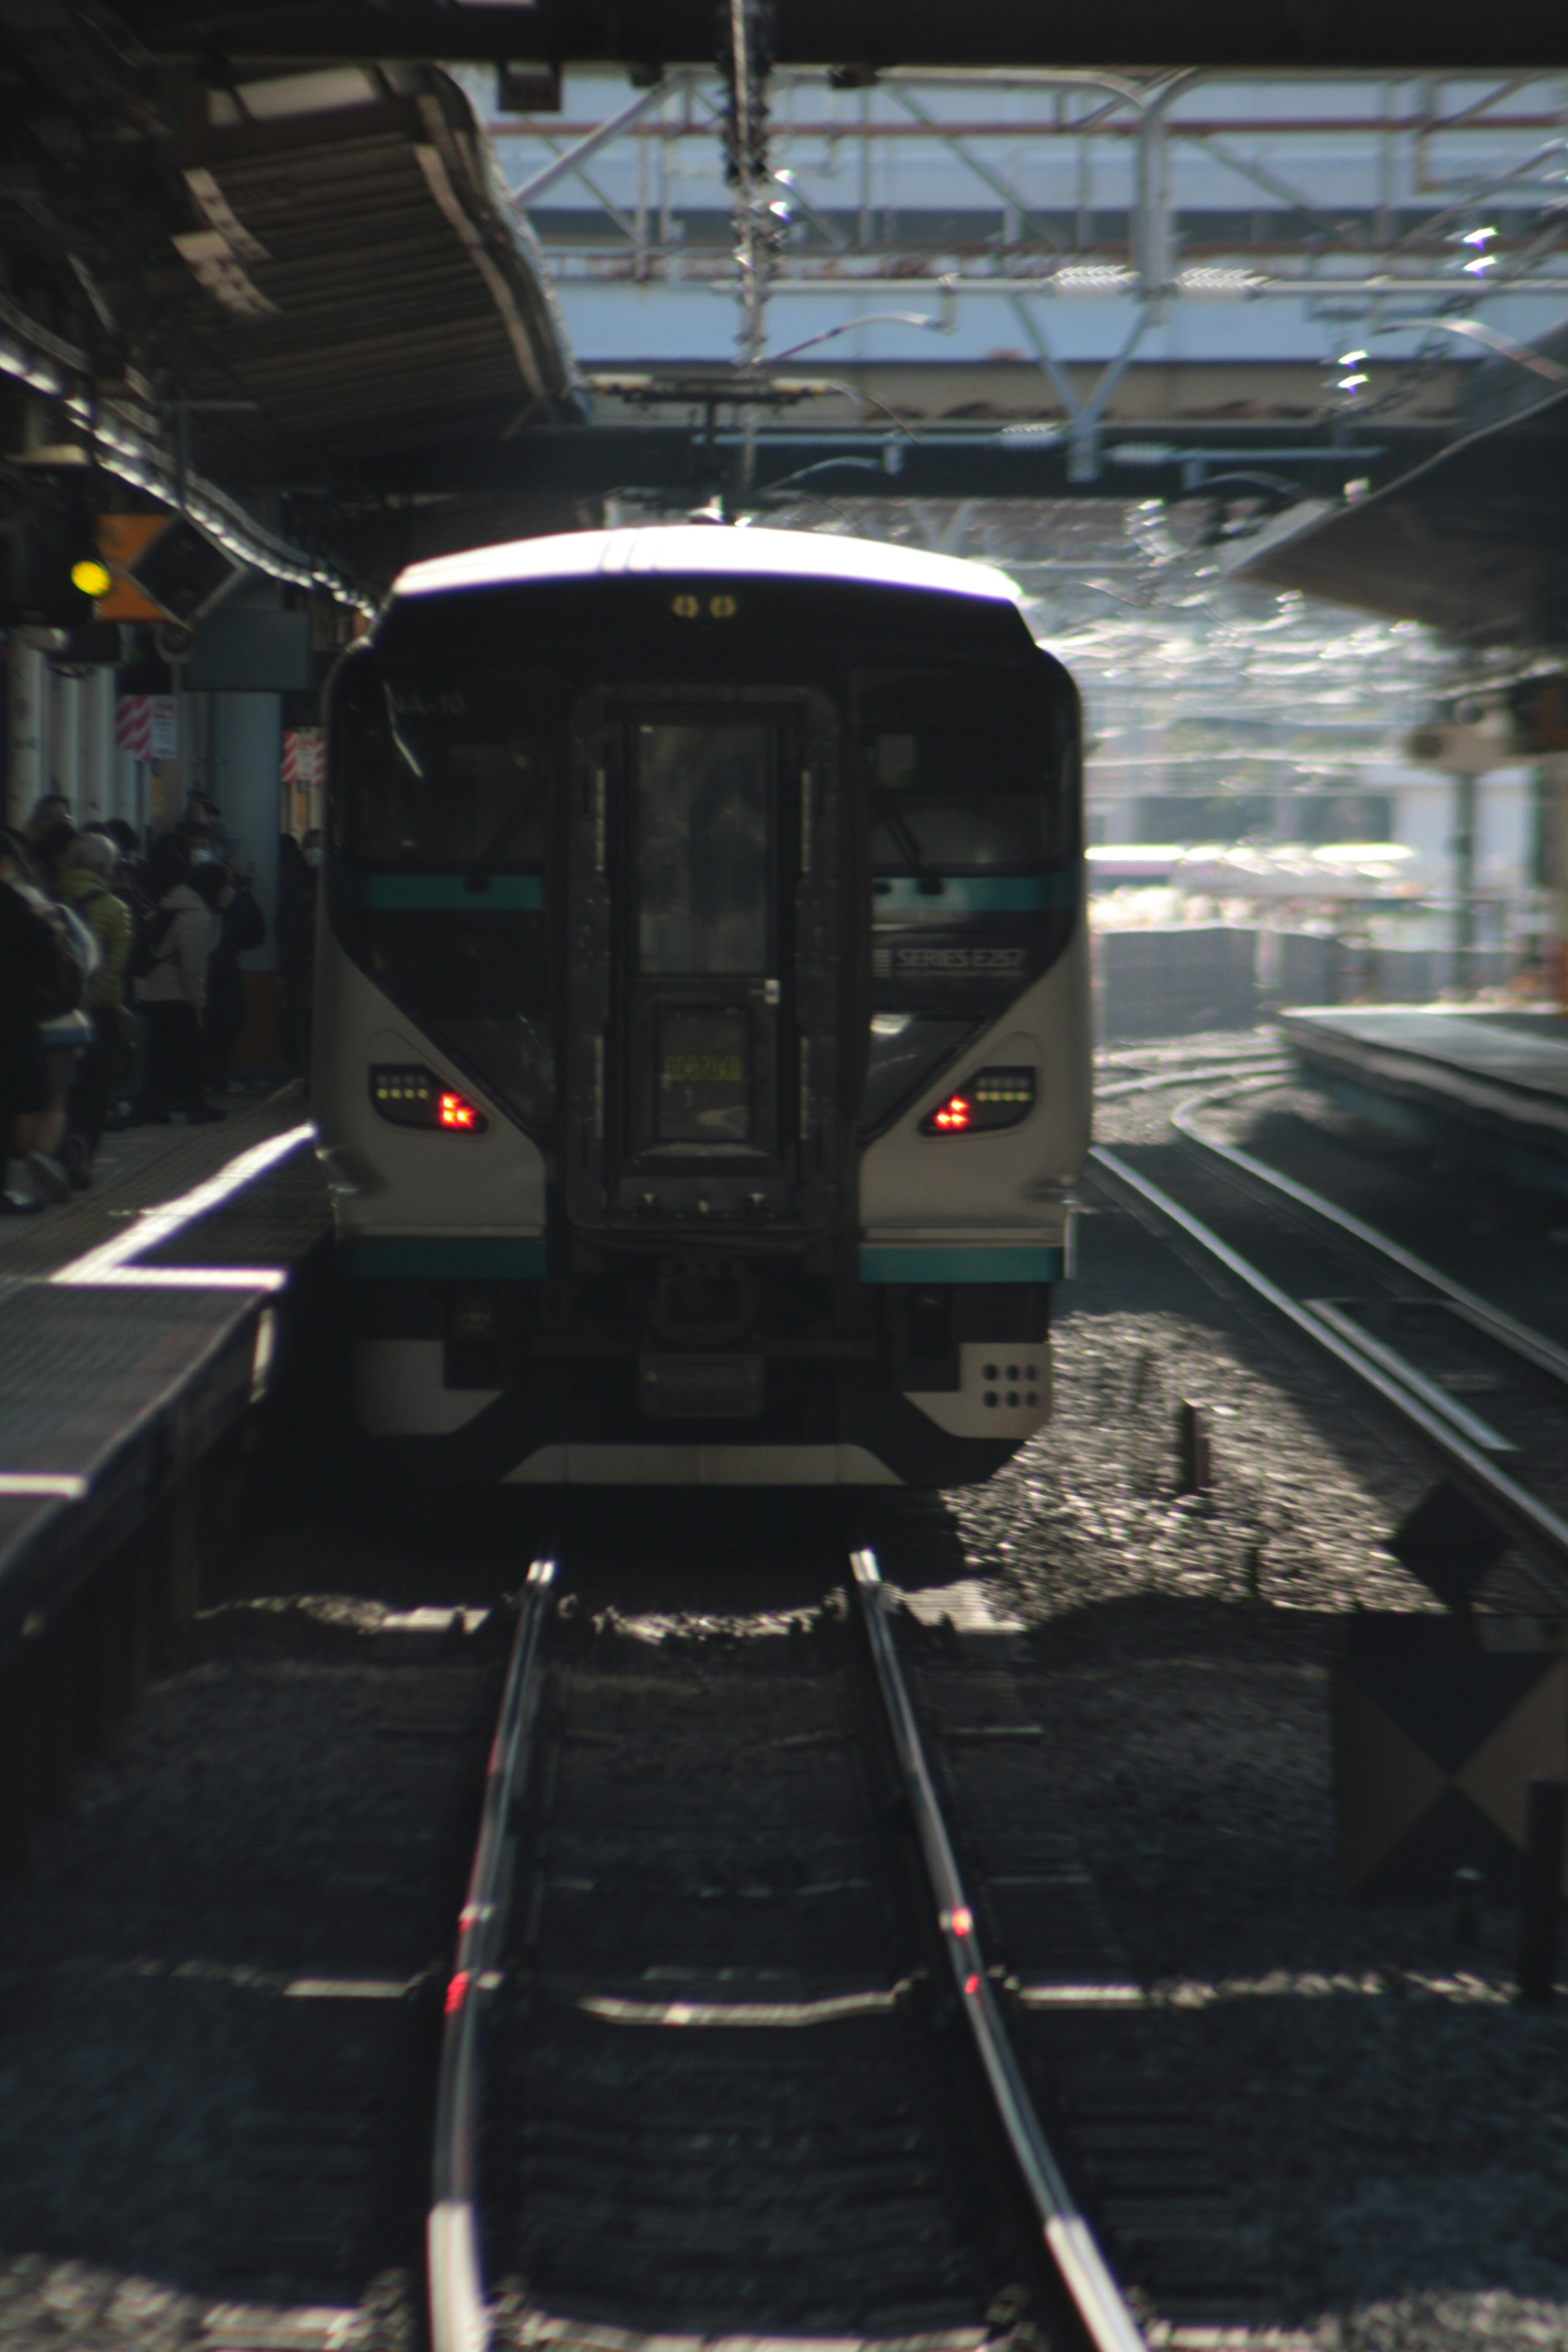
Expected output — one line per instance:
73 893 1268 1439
342 1238 547 1278
871 873 1076 914
859 1245 1064 1283
347 873 1066 915
342 872 544 911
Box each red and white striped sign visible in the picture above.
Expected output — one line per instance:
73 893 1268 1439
115 695 151 758
281 726 323 788
115 695 178 760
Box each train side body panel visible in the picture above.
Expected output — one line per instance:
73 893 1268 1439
860 918 1090 1239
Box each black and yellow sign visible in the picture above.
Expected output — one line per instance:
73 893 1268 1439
1335 1617 1568 1901
94 512 239 625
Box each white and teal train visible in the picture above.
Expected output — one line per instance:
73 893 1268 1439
312 525 1089 1485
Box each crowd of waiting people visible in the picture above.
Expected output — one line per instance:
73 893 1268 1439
0 793 320 1215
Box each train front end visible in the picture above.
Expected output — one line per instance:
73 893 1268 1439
313 527 1088 1486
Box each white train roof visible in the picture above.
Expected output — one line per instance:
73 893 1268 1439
392 524 1020 607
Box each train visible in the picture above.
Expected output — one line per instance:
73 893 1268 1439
312 524 1089 1486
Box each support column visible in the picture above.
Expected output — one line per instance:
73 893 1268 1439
1452 770 1477 994
4 639 44 827
115 745 139 829
1537 753 1568 1006
80 666 115 824
1134 108 1173 301
49 668 80 817
208 689 283 1061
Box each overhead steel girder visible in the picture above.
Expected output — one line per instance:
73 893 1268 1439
346 419 1439 503
109 1 1568 68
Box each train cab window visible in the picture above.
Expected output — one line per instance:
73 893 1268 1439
331 657 558 869
856 671 1075 873
636 722 771 975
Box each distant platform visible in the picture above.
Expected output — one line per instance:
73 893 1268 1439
0 1088 327 1656
1285 1006 1568 1189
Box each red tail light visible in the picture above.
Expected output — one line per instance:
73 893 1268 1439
370 1065 489 1134
921 1067 1037 1137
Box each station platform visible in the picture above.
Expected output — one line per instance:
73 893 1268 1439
0 1085 327 1662
1284 1006 1568 1190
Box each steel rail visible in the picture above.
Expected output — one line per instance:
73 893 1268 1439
1088 1145 1568 1605
848 1550 1147 2352
1169 1079 1568 1392
1096 1057 1289 1102
429 1557 558 2352
1098 1038 1288 1064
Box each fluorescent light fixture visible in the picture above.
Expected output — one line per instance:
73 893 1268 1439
0 1472 88 1499
1338 349 1367 365
61 387 373 612
1464 255 1497 273
1337 373 1368 389
1461 226 1497 245
0 336 64 395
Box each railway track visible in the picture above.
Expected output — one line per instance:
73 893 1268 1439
428 1556 1152 2352
1091 1072 1568 1604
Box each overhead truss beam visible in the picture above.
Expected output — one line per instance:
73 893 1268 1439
107 5 1568 71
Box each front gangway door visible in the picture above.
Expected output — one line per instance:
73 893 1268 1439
566 690 843 1245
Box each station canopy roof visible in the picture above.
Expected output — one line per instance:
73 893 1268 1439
1225 334 1568 647
0 32 584 587
147 63 581 461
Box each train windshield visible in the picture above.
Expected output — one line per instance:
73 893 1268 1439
331 659 558 868
636 722 771 976
857 670 1074 873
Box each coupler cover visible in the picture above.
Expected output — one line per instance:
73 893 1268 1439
638 1354 766 1419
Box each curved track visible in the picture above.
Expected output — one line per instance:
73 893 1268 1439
1170 1078 1568 1392
1091 1076 1568 1604
428 1559 1145 2352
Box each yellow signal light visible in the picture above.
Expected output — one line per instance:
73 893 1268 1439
71 558 113 599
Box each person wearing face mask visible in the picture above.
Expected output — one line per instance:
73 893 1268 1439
190 794 240 866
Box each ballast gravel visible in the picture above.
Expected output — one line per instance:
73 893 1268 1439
0 1595 490 2344
900 1036 1568 2349
3 1031 1566 2352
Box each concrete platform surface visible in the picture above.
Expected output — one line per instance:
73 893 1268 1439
1285 1007 1568 1162
0 1087 326 1646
